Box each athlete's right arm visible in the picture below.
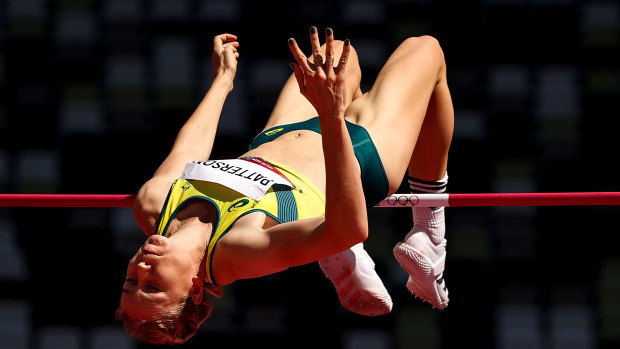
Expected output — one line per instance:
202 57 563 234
152 34 239 183
133 34 239 235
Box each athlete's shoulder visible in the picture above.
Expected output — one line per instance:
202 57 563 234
134 177 175 235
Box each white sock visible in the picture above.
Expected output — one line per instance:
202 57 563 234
408 173 448 245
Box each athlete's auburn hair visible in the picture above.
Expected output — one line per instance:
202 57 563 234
116 291 213 345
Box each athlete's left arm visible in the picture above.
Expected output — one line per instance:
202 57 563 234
213 214 361 284
288 28 369 247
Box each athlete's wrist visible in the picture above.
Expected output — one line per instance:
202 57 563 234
318 110 346 131
212 74 235 92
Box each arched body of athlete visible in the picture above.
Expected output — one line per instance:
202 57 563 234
117 27 454 344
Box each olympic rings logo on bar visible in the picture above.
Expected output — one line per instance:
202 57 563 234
385 194 419 207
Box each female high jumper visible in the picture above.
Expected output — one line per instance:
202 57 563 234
117 27 454 344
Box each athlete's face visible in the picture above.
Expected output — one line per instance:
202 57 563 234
120 235 195 319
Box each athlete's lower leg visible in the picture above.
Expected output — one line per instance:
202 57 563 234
394 51 454 310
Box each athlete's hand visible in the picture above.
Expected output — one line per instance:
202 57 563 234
288 27 351 120
211 33 239 91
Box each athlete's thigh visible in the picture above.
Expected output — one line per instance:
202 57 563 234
346 36 445 193
262 40 362 131
261 74 318 131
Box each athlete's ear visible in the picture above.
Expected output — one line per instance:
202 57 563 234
190 276 204 305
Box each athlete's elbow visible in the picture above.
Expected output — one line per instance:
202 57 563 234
352 225 369 245
330 219 368 248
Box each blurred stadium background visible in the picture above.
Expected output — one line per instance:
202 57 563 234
1 0 619 348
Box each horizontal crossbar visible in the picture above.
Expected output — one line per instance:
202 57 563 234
1 192 620 208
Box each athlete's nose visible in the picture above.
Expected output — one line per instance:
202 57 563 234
137 261 150 274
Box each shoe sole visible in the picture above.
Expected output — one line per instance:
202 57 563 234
393 242 448 309
319 261 393 316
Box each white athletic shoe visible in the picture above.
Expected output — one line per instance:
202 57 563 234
319 243 393 316
393 230 449 309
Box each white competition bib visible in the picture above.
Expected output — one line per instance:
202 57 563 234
181 158 294 201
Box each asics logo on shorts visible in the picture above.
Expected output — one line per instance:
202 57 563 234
265 128 284 136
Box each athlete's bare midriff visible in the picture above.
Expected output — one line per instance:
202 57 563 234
240 130 327 193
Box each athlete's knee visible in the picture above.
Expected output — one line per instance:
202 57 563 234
402 35 442 52
402 36 444 59
401 35 446 77
322 40 361 89
320 39 346 51
321 40 360 64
